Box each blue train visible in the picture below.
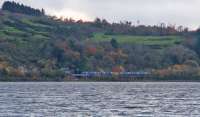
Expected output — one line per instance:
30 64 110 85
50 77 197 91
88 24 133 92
72 71 150 78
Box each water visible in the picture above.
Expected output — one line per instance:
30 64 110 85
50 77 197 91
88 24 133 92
0 82 200 117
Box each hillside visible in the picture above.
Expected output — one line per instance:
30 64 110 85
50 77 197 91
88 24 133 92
0 1 200 81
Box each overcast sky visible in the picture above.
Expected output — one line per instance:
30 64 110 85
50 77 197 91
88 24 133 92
0 0 200 30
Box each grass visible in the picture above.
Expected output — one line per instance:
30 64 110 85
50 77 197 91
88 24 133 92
21 19 52 28
3 26 24 33
92 33 183 46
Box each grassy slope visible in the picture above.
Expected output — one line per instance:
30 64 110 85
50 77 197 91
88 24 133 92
0 12 54 65
92 33 183 47
0 11 185 67
0 12 184 49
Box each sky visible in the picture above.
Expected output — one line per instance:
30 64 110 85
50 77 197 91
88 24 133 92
0 0 200 30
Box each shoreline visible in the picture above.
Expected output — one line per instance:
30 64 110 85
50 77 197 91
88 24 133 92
0 80 200 82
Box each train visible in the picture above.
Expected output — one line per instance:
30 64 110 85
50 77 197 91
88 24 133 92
72 71 150 78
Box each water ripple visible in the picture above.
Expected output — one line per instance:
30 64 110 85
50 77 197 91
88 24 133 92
0 82 199 116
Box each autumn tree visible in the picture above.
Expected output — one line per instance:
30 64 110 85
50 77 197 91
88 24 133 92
86 46 97 56
112 66 125 73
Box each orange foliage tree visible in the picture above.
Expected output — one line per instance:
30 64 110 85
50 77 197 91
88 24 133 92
86 46 97 55
112 66 125 73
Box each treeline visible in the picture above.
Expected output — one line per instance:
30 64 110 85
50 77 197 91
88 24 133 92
57 17 188 36
92 18 188 36
1 1 45 16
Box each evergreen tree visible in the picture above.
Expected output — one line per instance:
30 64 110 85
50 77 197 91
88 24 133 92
110 38 119 49
2 1 45 16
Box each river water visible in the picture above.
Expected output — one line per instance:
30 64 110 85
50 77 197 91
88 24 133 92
0 82 200 117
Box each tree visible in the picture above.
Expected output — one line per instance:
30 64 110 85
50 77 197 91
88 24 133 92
194 31 200 56
41 8 45 15
184 60 199 68
2 1 44 16
166 45 199 64
86 46 97 56
112 66 125 73
93 18 102 27
110 38 119 49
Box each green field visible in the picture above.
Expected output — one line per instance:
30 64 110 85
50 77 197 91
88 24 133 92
92 33 183 46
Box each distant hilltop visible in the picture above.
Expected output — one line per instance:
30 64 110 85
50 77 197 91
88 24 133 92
1 1 45 16
0 1 188 35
